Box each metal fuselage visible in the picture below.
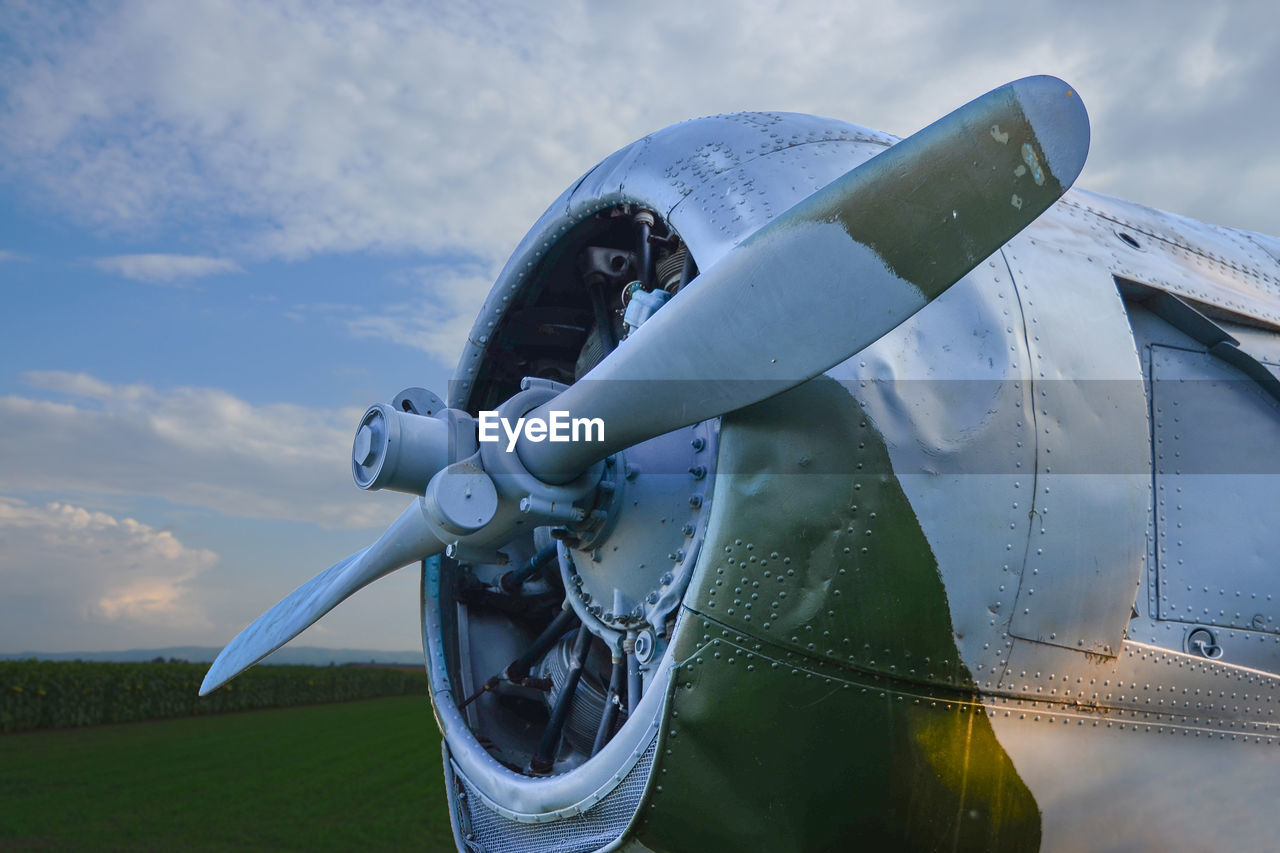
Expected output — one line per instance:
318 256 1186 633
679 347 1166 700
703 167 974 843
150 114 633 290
433 111 1280 851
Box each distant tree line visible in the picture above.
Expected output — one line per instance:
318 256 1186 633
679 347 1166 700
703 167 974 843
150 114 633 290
1 660 428 733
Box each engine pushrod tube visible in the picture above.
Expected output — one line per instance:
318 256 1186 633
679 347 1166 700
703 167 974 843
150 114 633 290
530 623 594 773
504 606 579 682
637 214 653 290
588 278 618 353
590 656 626 756
626 651 642 713
500 544 559 593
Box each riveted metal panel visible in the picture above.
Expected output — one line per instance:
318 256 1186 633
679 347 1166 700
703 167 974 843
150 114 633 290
1027 188 1280 329
450 113 894 408
843 259 1036 692
1117 303 1280 672
1246 230 1280 269
634 614 1041 853
626 111 894 227
1002 234 1150 657
989 641 1280 853
1151 344 1280 635
666 137 890 267
996 637 1280 727
683 376 974 688
989 636 1280 849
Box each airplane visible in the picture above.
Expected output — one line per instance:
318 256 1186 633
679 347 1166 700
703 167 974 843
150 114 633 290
200 75 1280 851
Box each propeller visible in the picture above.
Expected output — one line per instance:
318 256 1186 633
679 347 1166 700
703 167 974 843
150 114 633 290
202 75 1089 695
518 74 1088 482
200 502 446 694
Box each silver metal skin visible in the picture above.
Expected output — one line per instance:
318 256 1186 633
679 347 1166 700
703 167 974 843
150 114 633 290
822 184 1280 851
440 105 1280 850
206 71 1280 850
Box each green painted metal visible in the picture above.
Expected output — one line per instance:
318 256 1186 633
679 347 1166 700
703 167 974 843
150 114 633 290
814 80 1076 303
635 378 1041 851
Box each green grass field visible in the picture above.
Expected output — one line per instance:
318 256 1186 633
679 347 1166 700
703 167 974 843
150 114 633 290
0 696 456 851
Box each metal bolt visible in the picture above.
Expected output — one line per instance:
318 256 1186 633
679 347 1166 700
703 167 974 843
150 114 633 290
682 524 695 537
634 630 655 663
353 424 377 466
691 437 706 451
688 466 707 480
689 494 703 508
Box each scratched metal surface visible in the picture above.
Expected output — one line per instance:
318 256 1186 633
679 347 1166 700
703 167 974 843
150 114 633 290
837 260 1036 692
435 107 1280 851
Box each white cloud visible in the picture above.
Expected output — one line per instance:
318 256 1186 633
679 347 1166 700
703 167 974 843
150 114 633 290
4 0 1277 269
0 249 29 263
0 496 218 650
94 253 243 283
1 371 405 529
344 260 494 363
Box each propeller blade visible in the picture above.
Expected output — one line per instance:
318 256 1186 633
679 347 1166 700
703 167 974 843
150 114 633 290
517 75 1088 483
200 501 444 694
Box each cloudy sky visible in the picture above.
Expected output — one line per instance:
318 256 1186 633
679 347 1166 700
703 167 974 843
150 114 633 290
1 0 1275 656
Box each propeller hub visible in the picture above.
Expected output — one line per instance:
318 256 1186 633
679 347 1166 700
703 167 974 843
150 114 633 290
423 461 500 536
352 402 477 495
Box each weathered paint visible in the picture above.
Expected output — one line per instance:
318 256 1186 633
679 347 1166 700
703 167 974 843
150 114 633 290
635 378 1040 852
430 97 1280 851
812 78 1076 302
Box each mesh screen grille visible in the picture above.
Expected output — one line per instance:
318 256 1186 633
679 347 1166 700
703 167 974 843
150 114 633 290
455 736 656 853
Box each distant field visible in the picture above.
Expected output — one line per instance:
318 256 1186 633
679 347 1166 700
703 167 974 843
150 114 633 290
0 696 456 851
1 660 428 732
